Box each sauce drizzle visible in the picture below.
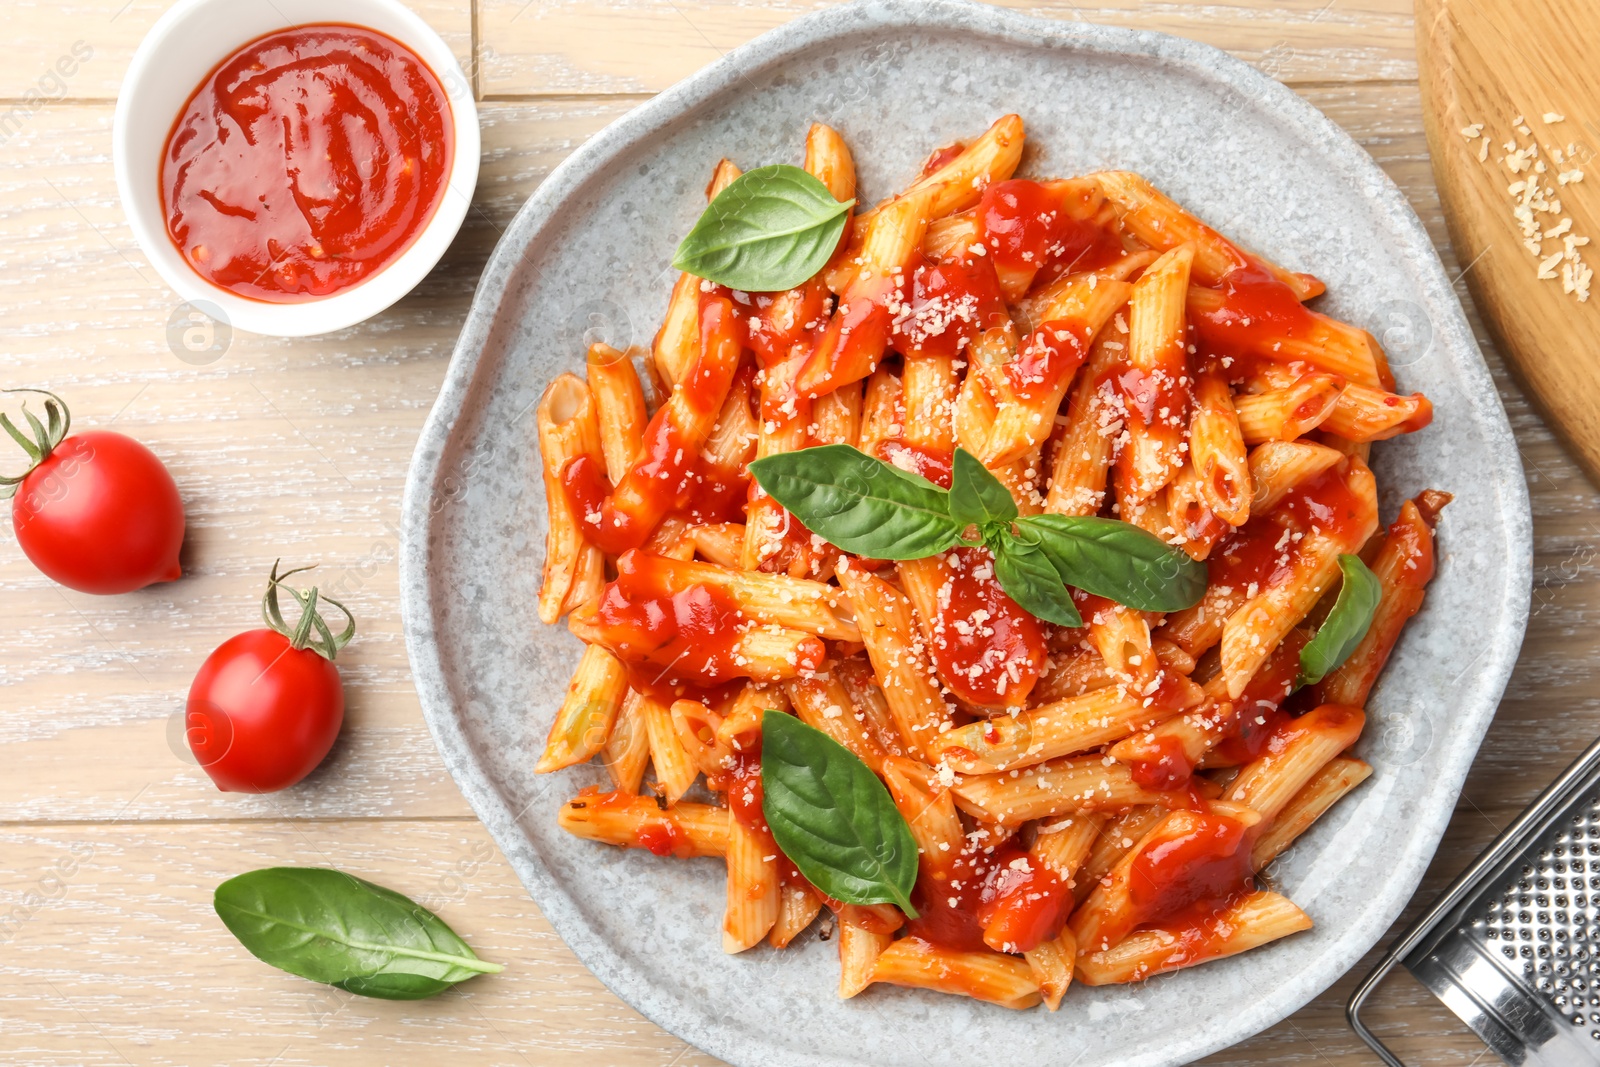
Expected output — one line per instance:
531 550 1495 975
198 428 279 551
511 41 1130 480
161 25 452 302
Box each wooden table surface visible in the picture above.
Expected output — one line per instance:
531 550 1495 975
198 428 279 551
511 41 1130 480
0 1 1578 1064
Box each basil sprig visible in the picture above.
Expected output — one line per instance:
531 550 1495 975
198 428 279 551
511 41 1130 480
749 444 1206 626
992 536 1084 627
1014 513 1209 613
748 443 963 558
760 711 919 915
1298 554 1383 687
215 867 504 1000
671 164 855 292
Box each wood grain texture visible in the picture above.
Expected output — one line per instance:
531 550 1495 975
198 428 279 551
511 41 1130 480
1416 0 1600 486
0 2 1595 1064
476 0 1417 96
0 820 719 1067
0 1 474 101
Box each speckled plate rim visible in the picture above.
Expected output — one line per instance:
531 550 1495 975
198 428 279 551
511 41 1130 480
400 2 1532 1063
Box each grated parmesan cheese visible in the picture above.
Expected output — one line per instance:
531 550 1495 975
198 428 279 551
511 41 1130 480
1468 113 1593 303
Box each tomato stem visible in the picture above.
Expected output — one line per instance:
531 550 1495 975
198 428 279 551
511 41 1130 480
261 559 357 661
0 389 72 500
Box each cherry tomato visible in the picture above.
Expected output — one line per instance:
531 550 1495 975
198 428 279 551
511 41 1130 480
188 562 354 793
3 391 184 595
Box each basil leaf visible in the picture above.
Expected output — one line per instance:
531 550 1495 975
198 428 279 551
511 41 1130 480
671 164 855 292
948 447 1017 529
1298 554 1383 686
760 710 919 916
215 868 503 1000
1015 513 1207 612
991 536 1083 627
749 444 963 559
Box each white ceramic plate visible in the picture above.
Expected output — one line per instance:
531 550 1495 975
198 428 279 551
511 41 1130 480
400 2 1531 1063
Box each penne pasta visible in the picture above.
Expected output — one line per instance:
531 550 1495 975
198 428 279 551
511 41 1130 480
1074 806 1168 904
652 159 743 388
1118 245 1194 501
1032 639 1192 705
723 812 781 953
805 122 857 203
536 643 627 774
951 757 1187 827
558 789 730 857
786 670 891 774
1251 756 1373 871
983 272 1133 467
865 938 1042 1010
1093 171 1324 299
1186 285 1382 388
1165 459 1231 561
812 379 863 447
1233 372 1344 445
838 904 901 998
1312 493 1448 707
541 119 1444 1011
881 755 966 882
671 697 730 779
1071 803 1263 956
1082 596 1157 685
901 354 961 454
536 374 607 624
835 564 954 760
1321 381 1434 442
602 690 652 794
1225 703 1366 823
1045 324 1130 516
1075 891 1312 986
686 522 746 569
567 596 826 685
858 363 905 459
641 693 700 805
614 550 859 642
1217 460 1378 697
585 343 649 482
1024 926 1077 1011
835 654 910 760
572 289 744 554
851 114 1025 242
1188 364 1252 526
769 878 824 948
1248 439 1345 514
801 184 942 398
929 678 1202 774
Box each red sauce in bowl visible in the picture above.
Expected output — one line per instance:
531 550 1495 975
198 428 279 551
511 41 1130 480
160 24 453 303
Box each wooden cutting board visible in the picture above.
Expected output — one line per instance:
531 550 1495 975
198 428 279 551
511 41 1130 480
1415 0 1600 484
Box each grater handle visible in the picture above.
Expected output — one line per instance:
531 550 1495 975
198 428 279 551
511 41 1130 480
1347 975 1409 1067
1347 731 1600 1065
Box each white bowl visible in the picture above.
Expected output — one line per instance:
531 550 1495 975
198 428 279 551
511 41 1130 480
113 0 479 338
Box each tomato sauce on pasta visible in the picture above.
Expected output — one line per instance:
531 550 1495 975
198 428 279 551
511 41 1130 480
539 114 1445 1009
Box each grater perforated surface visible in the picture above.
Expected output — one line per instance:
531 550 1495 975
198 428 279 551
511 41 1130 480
1395 776 1600 1066
1477 794 1600 1043
1352 737 1600 1067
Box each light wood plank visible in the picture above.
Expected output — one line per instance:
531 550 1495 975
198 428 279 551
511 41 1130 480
1 68 1598 1066
0 99 635 822
5 87 1590 831
0 814 1528 1065
0 819 720 1066
1416 0 1600 486
0 0 474 103
476 0 1417 97
3 83 1587 831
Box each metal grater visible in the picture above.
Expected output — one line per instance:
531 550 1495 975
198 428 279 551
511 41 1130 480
1350 733 1600 1066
